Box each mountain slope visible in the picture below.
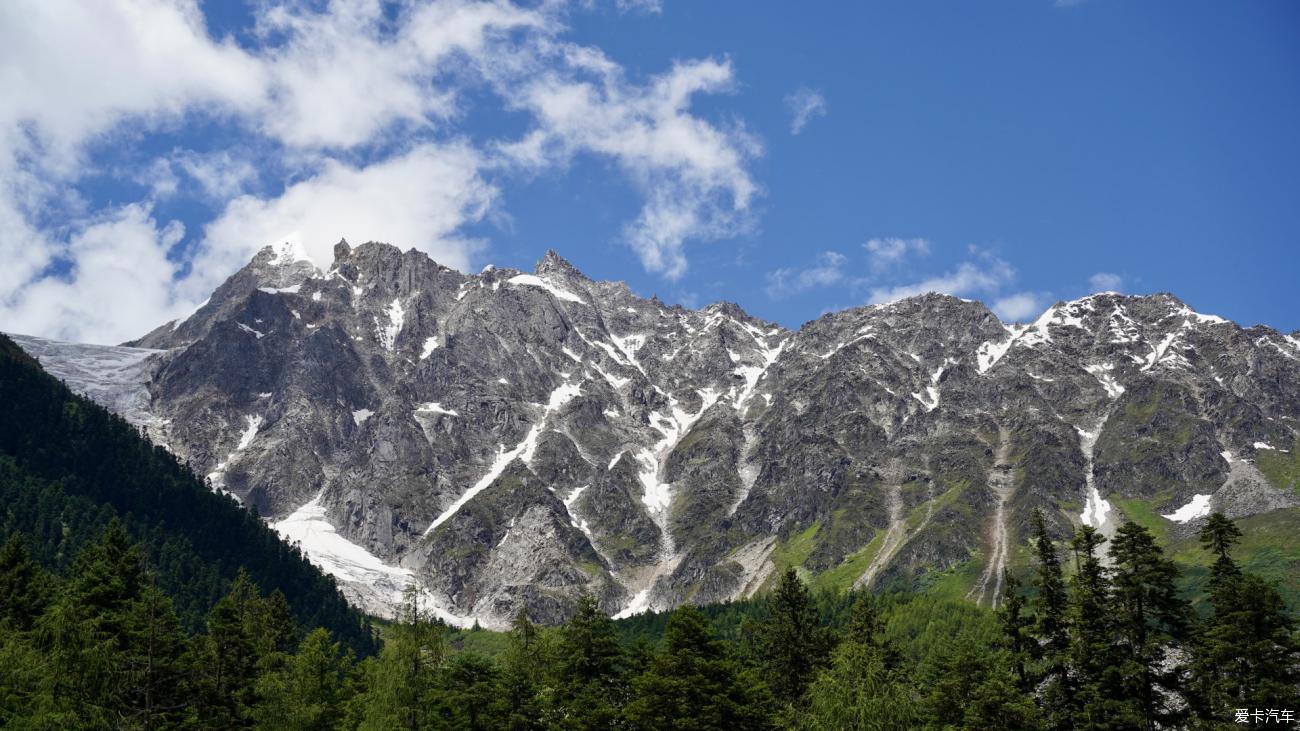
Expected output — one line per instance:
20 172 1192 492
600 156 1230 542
13 241 1300 627
0 334 377 654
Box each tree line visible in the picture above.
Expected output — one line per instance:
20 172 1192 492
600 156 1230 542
1 509 1295 729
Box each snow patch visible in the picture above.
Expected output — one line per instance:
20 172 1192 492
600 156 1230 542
415 402 459 416
376 297 406 351
420 336 439 360
237 323 266 339
352 409 373 426
1084 362 1125 399
1254 441 1277 451
423 381 581 535
1161 494 1213 523
506 274 586 304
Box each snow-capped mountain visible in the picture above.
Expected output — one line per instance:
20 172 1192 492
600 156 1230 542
12 240 1300 625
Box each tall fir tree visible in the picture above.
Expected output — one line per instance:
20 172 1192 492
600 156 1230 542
1189 513 1300 723
996 570 1034 693
1108 520 1192 731
253 627 355 731
360 585 445 731
796 594 918 730
497 608 545 731
624 604 775 730
1030 510 1074 731
1066 525 1135 729
752 567 836 707
549 593 625 730
0 533 50 632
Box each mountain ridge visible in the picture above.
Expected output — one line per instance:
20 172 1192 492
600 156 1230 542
12 240 1300 627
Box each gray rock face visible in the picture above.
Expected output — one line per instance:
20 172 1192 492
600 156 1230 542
13 245 1300 627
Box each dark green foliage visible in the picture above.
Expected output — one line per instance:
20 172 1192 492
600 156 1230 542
1189 513 1300 725
1030 509 1074 730
750 568 836 706
549 593 627 729
0 334 375 655
625 604 775 730
1108 521 1192 730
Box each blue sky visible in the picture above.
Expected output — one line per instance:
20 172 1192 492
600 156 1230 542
1 0 1297 344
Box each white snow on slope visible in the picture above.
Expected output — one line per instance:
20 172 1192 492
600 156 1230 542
1162 494 1213 523
423 381 581 536
377 297 406 351
352 409 373 426
1254 441 1278 450
911 359 954 411
638 388 721 513
1084 362 1125 399
258 285 301 295
8 334 165 436
238 322 266 339
420 336 438 360
506 274 586 304
1077 426 1117 545
274 492 476 625
415 402 459 416
237 415 263 450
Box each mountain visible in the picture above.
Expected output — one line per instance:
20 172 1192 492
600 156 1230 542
12 240 1300 626
0 333 377 654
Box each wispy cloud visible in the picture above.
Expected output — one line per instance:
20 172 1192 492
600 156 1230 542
0 0 763 341
991 292 1048 321
785 87 826 135
864 237 930 273
765 251 846 298
1088 272 1123 293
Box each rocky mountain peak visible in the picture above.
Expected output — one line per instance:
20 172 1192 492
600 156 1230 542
44 244 1297 626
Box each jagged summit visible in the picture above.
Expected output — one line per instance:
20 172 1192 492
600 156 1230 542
34 243 1299 626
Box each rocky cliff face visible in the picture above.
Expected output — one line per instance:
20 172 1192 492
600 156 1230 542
14 240 1300 625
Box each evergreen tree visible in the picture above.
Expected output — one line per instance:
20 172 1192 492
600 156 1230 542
753 568 835 707
1066 525 1134 729
1108 520 1191 731
996 571 1034 693
549 593 625 729
0 533 50 632
189 569 267 728
796 595 918 730
253 627 355 730
917 633 1040 730
1029 510 1073 731
497 608 546 730
1190 513 1300 723
436 652 504 730
360 585 444 731
118 582 190 730
624 604 774 730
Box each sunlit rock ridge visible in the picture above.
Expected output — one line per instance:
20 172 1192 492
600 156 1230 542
12 240 1300 626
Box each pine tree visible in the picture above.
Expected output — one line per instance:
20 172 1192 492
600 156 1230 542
796 594 918 730
549 593 625 729
1066 525 1134 729
1029 510 1074 731
753 567 835 707
0 533 50 632
360 585 444 731
624 604 775 730
1108 520 1191 731
118 581 191 730
254 627 355 730
497 608 545 730
1190 513 1300 723
996 571 1033 693
918 633 1040 730
189 569 266 728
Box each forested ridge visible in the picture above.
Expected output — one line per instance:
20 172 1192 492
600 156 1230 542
1 333 1297 728
0 334 375 651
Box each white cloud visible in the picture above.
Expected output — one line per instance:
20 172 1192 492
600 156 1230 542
0 204 189 344
187 144 495 300
992 292 1048 321
864 237 930 272
503 55 761 279
785 87 826 135
765 251 846 298
0 0 763 341
1088 272 1123 293
867 252 1015 304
